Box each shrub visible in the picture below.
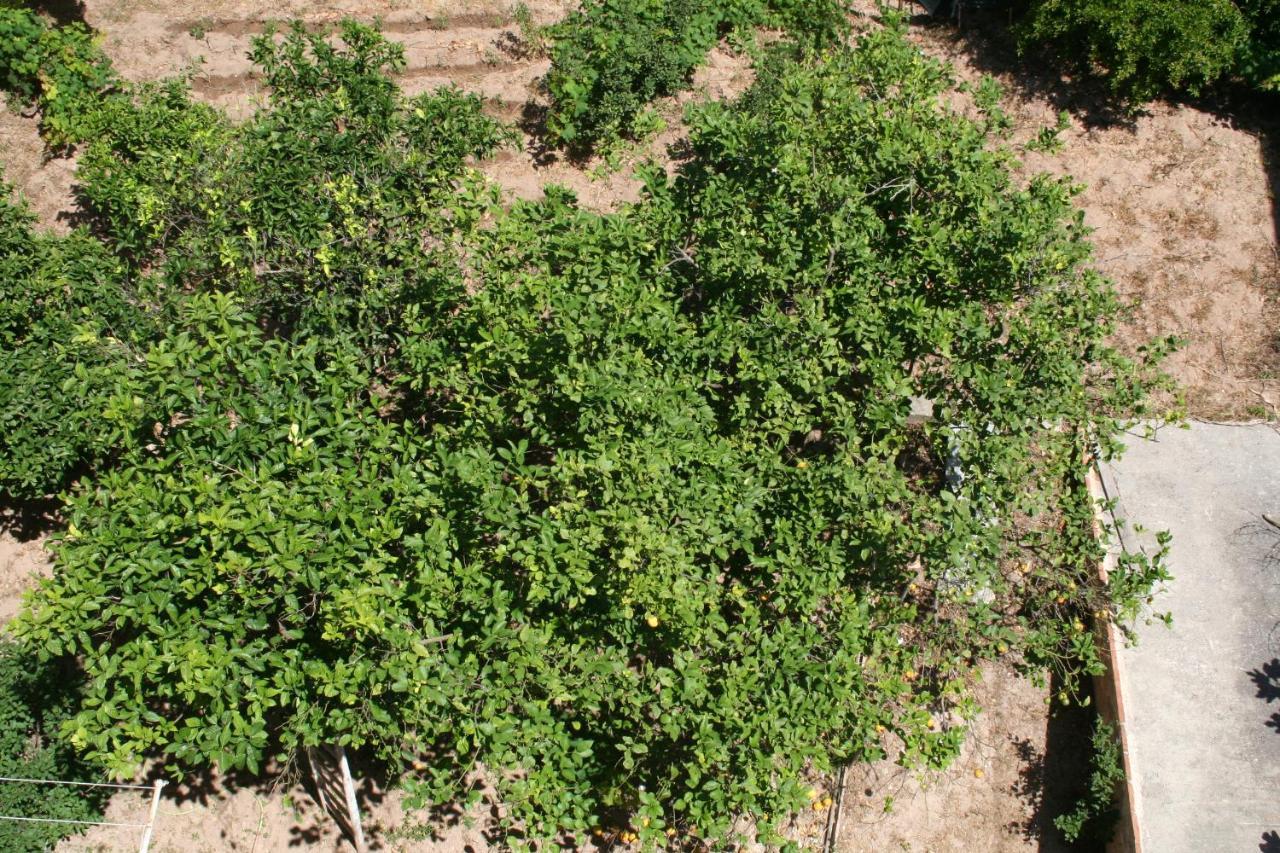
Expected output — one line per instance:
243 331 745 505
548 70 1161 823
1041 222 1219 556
0 641 108 852
1 19 509 492
0 7 118 148
0 186 150 500
545 0 728 147
20 293 432 775
16 18 1173 849
1236 0 1280 90
544 0 849 149
1019 0 1248 104
73 21 511 349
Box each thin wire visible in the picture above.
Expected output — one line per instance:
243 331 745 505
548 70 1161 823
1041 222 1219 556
0 776 154 791
0 815 149 828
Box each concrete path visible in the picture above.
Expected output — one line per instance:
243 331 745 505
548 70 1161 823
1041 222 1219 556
1104 422 1280 853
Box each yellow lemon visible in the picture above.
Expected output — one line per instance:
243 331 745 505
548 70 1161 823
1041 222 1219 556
646 614 659 628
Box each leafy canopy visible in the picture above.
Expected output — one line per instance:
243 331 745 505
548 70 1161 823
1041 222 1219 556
4 12 1172 850
1018 0 1262 103
544 0 850 148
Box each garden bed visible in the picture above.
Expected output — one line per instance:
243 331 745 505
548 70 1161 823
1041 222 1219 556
0 1 1269 850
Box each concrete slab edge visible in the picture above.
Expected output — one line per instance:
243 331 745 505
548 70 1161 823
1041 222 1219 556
1085 465 1142 853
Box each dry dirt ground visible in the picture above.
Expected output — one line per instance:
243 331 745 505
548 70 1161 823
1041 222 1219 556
1 0 1276 850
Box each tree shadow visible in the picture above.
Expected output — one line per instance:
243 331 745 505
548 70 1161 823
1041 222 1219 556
1004 675 1098 852
127 749 404 850
0 496 61 541
908 5 1137 130
30 0 89 27
517 101 597 170
1248 658 1280 704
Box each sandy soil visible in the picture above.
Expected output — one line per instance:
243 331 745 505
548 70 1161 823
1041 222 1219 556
831 664 1084 853
57 764 491 853
0 106 79 232
0 531 51 627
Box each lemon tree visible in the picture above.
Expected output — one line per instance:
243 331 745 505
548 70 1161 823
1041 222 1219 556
5 12 1173 850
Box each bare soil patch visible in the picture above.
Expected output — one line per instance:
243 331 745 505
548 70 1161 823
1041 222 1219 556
57 765 489 853
0 103 79 232
0 531 50 627
831 664 1087 852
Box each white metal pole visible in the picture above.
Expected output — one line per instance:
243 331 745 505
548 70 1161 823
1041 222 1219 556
137 779 166 853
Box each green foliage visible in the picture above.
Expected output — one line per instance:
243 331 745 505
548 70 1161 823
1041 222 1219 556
1235 0 1280 90
1055 718 1124 844
545 0 727 147
73 20 510 349
0 641 108 852
1019 0 1247 104
0 186 150 500
0 19 509 493
544 0 848 149
21 293 432 775
0 7 117 147
5 15 1174 850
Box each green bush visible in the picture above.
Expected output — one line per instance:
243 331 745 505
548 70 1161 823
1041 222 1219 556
1019 0 1247 104
546 0 723 146
0 7 118 147
0 186 150 500
0 641 107 852
74 21 510 349
1236 0 1280 90
13 17 1174 849
544 0 848 149
1 20 509 492
20 293 427 775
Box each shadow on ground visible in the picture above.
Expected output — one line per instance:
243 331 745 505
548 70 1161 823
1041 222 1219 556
1007 674 1096 852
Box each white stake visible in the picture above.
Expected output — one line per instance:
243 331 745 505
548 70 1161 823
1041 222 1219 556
336 747 367 853
137 779 166 853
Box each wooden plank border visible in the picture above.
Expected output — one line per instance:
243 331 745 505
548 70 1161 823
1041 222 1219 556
1084 464 1142 853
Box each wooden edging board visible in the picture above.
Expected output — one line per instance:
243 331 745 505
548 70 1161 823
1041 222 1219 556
1084 464 1142 853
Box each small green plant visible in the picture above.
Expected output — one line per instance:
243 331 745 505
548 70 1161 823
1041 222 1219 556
187 18 212 40
1027 109 1071 153
0 7 119 147
1055 718 1125 844
512 2 548 57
